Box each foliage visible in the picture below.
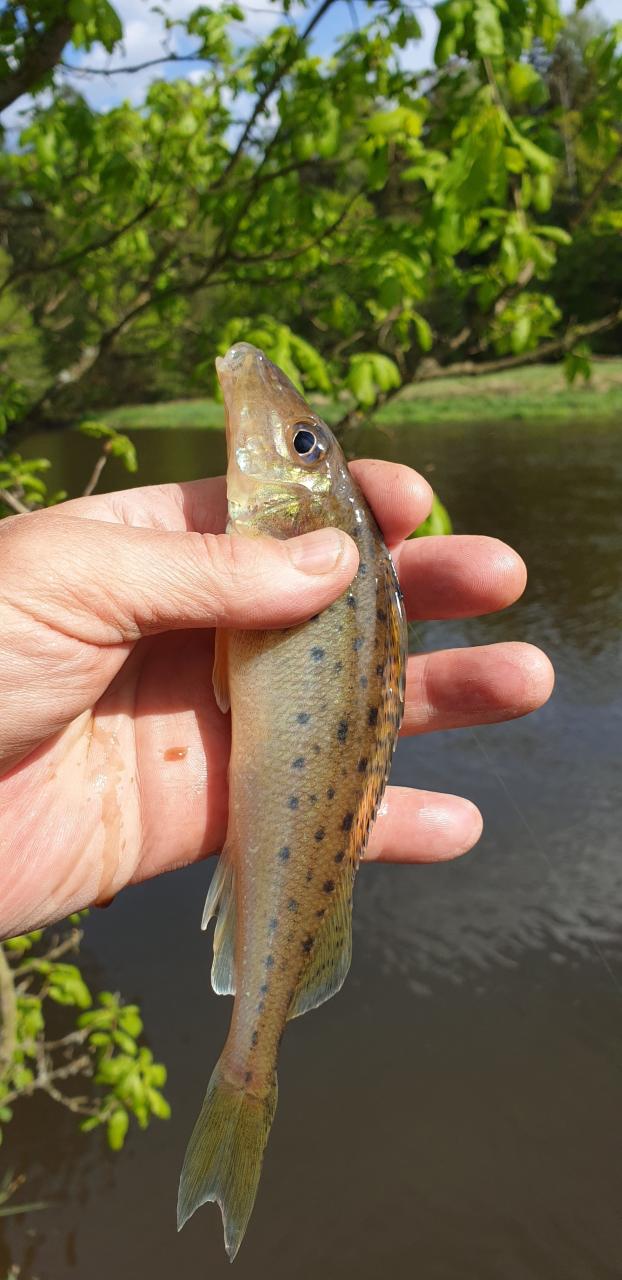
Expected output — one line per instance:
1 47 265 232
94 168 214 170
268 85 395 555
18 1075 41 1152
0 916 170 1160
0 0 619 452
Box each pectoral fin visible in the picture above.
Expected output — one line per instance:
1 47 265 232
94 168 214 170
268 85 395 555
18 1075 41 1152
212 630 230 714
202 850 236 996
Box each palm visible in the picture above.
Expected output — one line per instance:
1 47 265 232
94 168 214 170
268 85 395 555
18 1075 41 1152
0 465 553 937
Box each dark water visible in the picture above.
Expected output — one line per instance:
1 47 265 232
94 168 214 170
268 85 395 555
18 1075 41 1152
3 416 621 1279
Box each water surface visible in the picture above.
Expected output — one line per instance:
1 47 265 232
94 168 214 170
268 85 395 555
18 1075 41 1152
3 414 621 1279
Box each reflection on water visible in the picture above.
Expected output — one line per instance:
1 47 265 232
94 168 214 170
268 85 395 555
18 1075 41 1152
3 415 621 1279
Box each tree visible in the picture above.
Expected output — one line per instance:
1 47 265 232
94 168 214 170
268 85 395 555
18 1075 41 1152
0 914 170 1225
0 0 620 464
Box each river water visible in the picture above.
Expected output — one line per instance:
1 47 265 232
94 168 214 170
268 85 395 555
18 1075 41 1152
2 414 621 1279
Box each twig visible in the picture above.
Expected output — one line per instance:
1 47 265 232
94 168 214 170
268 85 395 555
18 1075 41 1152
0 489 31 516
1 1052 94 1110
82 448 110 498
15 929 82 975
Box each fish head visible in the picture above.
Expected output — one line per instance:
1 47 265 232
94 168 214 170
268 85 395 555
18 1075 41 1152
216 342 350 536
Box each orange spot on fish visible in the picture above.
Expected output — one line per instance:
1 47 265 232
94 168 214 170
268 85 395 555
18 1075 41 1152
164 747 188 761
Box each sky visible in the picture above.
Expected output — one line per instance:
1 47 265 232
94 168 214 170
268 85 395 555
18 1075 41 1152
3 0 622 132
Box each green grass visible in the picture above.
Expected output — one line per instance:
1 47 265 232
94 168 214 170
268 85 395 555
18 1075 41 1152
104 359 622 432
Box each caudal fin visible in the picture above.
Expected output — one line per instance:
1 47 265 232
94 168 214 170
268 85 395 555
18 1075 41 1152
177 1060 277 1261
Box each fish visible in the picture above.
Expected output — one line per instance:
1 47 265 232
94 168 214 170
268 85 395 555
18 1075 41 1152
177 342 408 1260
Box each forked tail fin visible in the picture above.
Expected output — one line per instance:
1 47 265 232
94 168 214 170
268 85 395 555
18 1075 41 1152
177 1059 278 1262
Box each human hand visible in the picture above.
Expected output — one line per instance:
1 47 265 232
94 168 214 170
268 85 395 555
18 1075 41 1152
0 462 553 938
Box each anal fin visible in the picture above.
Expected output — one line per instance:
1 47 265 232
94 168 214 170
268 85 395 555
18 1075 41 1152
287 868 354 1020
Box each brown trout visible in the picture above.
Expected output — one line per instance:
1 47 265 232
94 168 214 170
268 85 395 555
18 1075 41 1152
178 342 407 1259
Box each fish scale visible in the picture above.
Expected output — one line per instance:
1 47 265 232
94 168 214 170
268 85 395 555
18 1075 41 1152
178 343 407 1261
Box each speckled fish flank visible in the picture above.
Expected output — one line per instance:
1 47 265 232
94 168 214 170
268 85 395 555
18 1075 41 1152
178 342 407 1260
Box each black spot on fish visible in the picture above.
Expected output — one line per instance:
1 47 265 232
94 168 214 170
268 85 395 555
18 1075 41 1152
376 663 384 676
359 563 368 576
288 898 299 913
312 744 321 756
315 828 325 842
288 796 299 810
292 756 305 769
309 793 318 806
368 706 379 727
333 660 343 674
278 845 291 862
357 757 368 773
353 637 364 652
316 908 326 918
323 879 335 894
377 607 387 622
297 712 310 725
302 936 314 954
265 955 275 969
269 916 278 932
360 675 368 689
347 594 357 609
327 786 335 800
251 1030 259 1047
306 868 313 883
342 812 354 832
337 720 348 744
334 850 345 864
260 983 269 996
245 1070 253 1084
311 647 325 662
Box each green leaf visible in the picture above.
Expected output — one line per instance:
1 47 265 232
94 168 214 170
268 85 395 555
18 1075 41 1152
511 313 531 353
473 0 504 58
413 493 453 538
507 62 548 107
147 1088 171 1120
412 312 433 352
107 1107 130 1151
537 225 572 246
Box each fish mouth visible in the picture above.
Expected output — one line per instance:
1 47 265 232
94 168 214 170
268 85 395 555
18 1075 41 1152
215 343 295 526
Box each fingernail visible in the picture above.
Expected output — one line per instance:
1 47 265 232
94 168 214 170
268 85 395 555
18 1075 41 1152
287 528 347 575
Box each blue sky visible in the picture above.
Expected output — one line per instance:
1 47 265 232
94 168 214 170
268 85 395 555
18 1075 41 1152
4 0 622 129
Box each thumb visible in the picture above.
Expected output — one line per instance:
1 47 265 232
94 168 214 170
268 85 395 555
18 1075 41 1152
4 514 359 643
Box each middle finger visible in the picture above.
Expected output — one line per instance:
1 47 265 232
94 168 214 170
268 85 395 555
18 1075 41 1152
394 534 526 620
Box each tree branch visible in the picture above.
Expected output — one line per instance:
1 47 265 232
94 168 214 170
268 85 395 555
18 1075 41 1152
60 52 210 78
214 0 337 190
0 16 73 114
334 307 622 434
0 199 159 297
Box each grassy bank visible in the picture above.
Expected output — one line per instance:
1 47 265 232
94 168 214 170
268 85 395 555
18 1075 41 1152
104 359 622 432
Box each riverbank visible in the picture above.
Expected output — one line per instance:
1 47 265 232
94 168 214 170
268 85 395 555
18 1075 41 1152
104 358 622 431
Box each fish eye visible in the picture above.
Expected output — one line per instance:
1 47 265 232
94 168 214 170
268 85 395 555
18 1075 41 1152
290 424 327 465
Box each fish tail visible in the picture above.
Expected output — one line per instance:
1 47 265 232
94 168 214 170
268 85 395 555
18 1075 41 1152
177 1057 278 1262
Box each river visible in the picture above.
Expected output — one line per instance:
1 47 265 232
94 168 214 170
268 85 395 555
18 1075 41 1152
2 412 621 1279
